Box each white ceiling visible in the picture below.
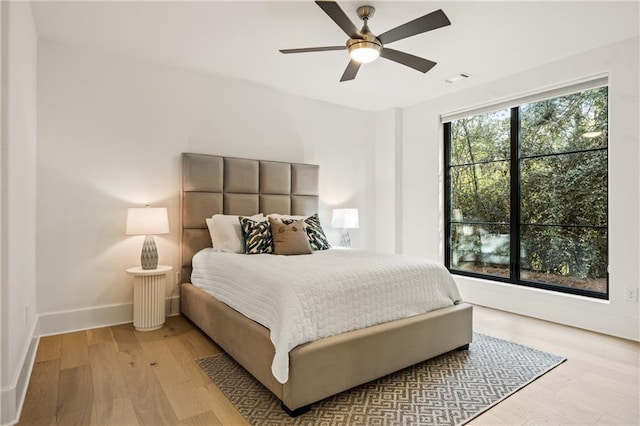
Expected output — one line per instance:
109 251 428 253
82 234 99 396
31 1 639 112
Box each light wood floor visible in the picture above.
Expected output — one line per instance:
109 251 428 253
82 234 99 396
18 305 639 425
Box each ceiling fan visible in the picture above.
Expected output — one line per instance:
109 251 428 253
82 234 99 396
279 1 451 82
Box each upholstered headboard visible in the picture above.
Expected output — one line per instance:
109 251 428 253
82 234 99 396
181 153 319 283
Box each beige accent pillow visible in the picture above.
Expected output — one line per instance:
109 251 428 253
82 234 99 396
269 217 312 255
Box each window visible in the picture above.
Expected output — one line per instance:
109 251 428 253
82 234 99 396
444 86 608 299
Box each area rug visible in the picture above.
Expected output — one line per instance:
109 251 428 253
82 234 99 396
197 332 566 425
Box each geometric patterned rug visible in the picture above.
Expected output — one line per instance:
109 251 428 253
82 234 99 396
197 332 566 426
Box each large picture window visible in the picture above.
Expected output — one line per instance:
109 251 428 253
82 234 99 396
444 86 608 299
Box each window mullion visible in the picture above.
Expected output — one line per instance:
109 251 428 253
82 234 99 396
510 107 521 282
443 122 452 268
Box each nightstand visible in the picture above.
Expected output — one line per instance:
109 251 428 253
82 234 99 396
126 265 172 331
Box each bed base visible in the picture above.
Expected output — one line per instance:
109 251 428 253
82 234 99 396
181 283 473 412
281 343 471 418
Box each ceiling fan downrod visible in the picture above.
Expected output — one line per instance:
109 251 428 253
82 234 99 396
347 5 382 63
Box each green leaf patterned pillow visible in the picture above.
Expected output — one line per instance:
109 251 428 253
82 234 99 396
304 213 331 250
281 213 331 251
239 217 273 254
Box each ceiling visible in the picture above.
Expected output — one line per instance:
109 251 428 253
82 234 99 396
31 1 639 112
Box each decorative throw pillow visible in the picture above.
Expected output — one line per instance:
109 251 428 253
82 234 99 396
240 216 273 254
209 213 264 253
279 213 331 251
269 217 312 255
304 213 331 250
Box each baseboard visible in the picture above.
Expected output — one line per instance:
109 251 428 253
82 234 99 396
38 295 181 336
38 302 134 337
1 321 39 426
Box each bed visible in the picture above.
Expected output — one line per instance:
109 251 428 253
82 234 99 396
179 152 473 414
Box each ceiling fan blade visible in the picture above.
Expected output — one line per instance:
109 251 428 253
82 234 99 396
315 1 361 39
378 9 451 45
340 59 361 82
280 46 346 54
380 48 437 73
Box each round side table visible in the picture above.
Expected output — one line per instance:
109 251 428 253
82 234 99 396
126 265 172 331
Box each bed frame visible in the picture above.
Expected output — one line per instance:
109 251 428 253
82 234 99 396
179 152 473 413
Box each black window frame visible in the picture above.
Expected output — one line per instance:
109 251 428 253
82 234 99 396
444 92 609 300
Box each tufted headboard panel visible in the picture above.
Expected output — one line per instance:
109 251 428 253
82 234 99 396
181 153 319 283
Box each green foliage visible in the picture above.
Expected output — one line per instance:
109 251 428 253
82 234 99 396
450 109 511 223
449 87 608 286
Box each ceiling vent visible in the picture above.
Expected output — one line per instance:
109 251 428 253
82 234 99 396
445 73 471 83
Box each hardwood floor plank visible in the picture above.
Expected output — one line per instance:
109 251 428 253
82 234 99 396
91 398 140 426
88 342 129 403
140 316 221 388
59 331 89 370
134 330 212 420
529 385 603 424
469 408 527 425
183 328 221 358
115 326 180 425
130 324 170 345
18 359 60 426
556 382 639 424
177 410 223 426
581 370 639 398
499 396 580 425
56 364 94 425
159 315 194 336
163 335 215 388
160 316 221 358
86 327 114 346
35 335 62 363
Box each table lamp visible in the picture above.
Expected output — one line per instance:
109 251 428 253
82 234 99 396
126 206 169 269
331 208 359 247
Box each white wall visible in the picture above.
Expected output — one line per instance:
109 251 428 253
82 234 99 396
0 2 39 424
36 40 375 334
374 109 403 254
399 37 640 341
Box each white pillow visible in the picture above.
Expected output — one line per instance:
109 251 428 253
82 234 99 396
207 213 264 253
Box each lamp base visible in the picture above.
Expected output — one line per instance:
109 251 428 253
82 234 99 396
140 235 159 270
339 231 351 248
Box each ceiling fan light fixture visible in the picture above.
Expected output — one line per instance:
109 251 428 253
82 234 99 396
348 39 381 63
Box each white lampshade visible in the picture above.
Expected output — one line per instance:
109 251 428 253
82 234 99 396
126 207 169 236
331 208 360 229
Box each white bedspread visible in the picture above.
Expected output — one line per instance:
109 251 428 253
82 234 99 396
191 248 462 384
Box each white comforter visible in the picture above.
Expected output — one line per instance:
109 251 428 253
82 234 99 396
191 248 462 384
